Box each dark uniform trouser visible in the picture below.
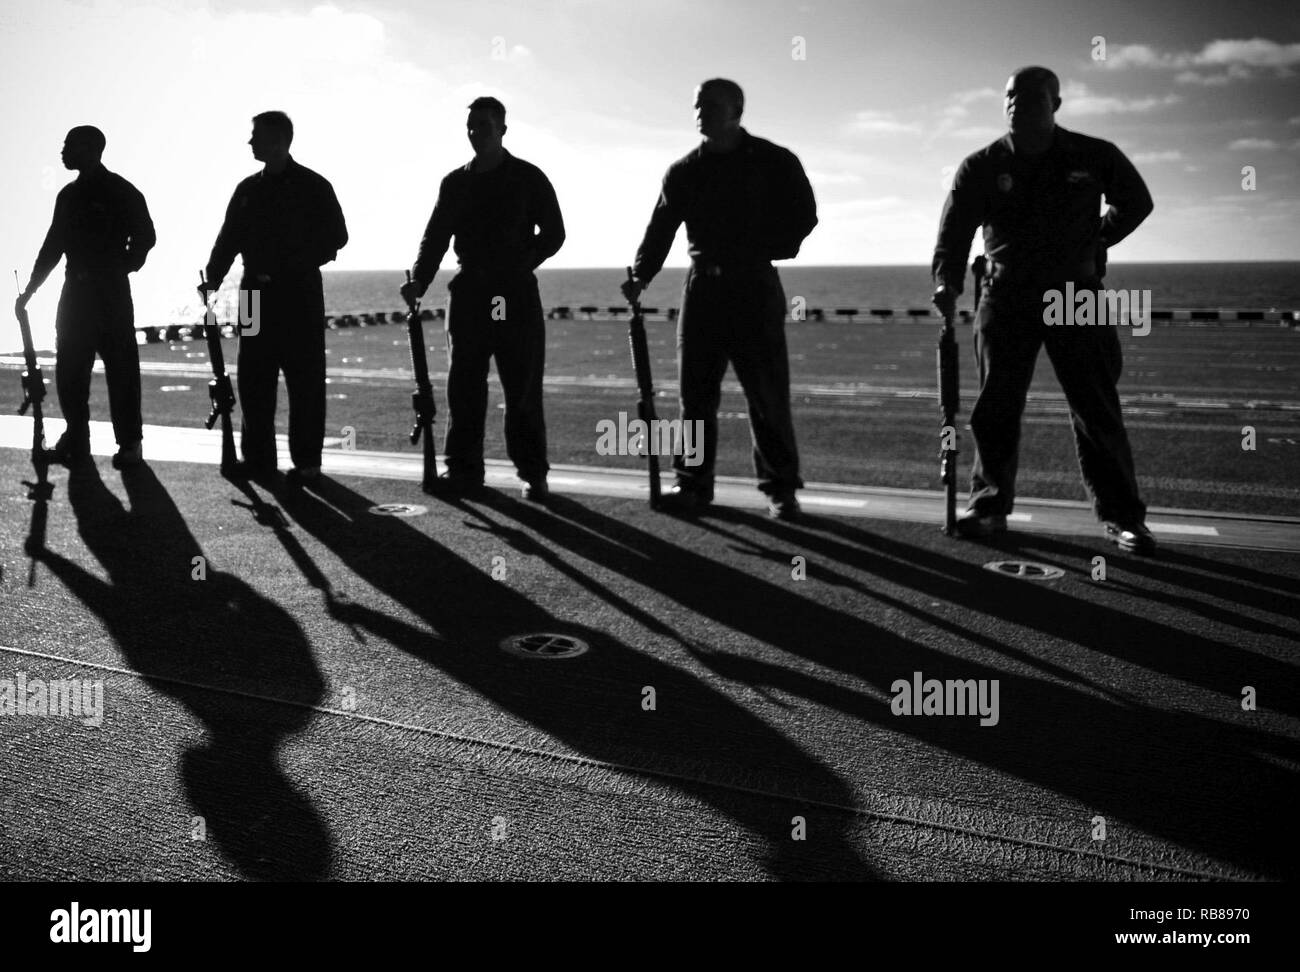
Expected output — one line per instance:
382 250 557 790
969 282 1146 523
236 275 326 471
442 272 548 482
674 265 802 495
54 272 142 450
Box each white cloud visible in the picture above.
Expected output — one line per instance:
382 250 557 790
846 110 922 135
499 43 534 64
807 170 864 186
1228 138 1279 151
1058 81 1179 116
940 87 1001 118
944 125 1004 142
1105 38 1300 83
1198 38 1300 68
1104 44 1168 69
1132 150 1183 163
1174 70 1233 87
930 88 1003 144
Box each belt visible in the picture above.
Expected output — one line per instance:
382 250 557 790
988 257 1099 286
690 259 772 278
66 268 126 281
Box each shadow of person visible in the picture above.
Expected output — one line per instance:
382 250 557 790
31 462 331 880
687 506 1299 879
269 474 877 880
1007 530 1300 640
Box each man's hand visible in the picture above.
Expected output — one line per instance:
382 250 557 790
621 275 646 306
399 277 424 309
125 244 148 273
197 278 220 307
14 290 32 315
932 284 957 321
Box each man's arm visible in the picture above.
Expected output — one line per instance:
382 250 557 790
765 149 818 260
313 178 348 267
631 166 684 285
204 186 245 288
410 175 456 294
931 157 983 296
525 170 565 269
1099 143 1153 249
124 184 156 273
21 191 67 299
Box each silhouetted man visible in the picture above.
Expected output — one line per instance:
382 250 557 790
932 66 1156 554
202 111 348 483
400 96 565 502
16 125 155 470
623 78 817 521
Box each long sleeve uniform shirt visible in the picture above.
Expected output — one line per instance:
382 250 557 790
411 150 565 291
633 127 818 284
28 167 155 289
932 125 1153 297
206 156 348 287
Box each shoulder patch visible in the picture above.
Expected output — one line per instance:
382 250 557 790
997 173 1013 193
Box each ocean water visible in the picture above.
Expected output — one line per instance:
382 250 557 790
320 263 1300 318
5 263 1297 354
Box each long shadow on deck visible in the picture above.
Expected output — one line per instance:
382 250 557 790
670 505 1298 879
267 474 878 880
32 463 330 879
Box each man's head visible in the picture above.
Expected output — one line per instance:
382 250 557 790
694 78 744 140
61 126 106 170
466 96 507 157
249 110 293 163
1004 66 1060 136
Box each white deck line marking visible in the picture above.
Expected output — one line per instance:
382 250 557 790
1147 522 1220 536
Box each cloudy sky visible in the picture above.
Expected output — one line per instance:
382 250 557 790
1 0 1297 322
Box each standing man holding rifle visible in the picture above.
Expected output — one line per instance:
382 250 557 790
201 110 348 484
400 96 565 502
623 78 817 521
15 125 155 471
932 66 1156 554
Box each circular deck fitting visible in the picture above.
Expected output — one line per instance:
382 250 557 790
500 633 590 659
367 503 428 518
982 560 1066 580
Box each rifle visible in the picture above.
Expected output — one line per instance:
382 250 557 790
971 255 987 313
626 267 660 508
403 270 437 491
937 309 959 535
200 271 238 473
14 271 52 582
